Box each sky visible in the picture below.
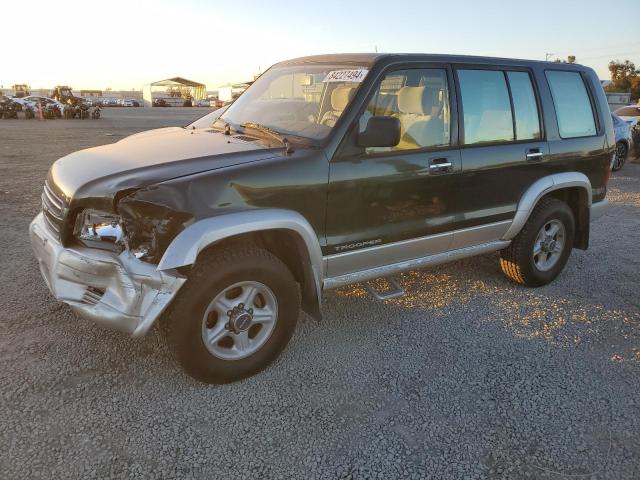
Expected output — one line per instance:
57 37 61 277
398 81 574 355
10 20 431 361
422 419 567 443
1 0 639 91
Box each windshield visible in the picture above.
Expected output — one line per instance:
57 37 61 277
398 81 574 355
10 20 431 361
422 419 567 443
219 64 369 141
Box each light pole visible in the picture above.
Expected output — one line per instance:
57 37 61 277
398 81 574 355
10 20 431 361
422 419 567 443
545 53 555 62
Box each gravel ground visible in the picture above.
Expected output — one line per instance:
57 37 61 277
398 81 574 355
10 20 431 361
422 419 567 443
1 109 639 479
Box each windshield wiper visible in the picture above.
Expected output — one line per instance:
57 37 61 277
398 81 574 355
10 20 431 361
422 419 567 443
240 122 293 154
212 118 234 135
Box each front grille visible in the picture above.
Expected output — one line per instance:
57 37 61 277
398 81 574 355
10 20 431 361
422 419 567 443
41 179 68 239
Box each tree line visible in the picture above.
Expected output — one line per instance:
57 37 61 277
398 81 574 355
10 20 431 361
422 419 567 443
605 60 639 101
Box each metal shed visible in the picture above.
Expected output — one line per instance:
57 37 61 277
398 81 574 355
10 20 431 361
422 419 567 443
142 77 207 107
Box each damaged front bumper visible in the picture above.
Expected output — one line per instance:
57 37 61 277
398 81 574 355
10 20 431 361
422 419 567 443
29 213 186 337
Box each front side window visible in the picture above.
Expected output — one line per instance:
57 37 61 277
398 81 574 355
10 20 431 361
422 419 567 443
458 69 514 145
358 68 451 153
219 64 369 142
545 71 596 138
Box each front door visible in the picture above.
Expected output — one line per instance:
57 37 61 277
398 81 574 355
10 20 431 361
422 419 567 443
325 66 464 277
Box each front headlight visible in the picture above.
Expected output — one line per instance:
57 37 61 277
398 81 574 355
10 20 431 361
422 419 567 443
75 209 124 247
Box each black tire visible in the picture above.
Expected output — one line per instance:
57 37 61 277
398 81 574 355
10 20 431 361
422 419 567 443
612 141 627 171
162 245 300 384
500 197 575 287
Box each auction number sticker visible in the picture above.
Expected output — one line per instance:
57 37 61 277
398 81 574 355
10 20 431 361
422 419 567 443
323 69 369 83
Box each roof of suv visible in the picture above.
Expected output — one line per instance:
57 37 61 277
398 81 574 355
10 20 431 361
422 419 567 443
277 53 586 70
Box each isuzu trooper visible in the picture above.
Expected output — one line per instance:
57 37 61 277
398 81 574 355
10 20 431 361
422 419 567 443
31 54 612 383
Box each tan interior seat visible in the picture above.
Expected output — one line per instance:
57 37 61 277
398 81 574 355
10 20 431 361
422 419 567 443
396 86 446 149
320 86 356 127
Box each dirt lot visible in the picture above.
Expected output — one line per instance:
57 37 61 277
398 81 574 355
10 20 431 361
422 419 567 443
1 108 639 479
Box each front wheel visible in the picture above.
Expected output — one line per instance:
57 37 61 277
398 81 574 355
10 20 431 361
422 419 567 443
612 141 627 171
500 197 575 287
162 245 300 384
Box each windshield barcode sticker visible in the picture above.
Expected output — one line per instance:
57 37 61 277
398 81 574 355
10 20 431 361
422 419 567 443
323 69 369 83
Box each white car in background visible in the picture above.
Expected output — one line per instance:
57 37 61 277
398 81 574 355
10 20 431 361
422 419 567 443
614 104 640 129
614 104 640 159
20 95 66 112
612 113 633 171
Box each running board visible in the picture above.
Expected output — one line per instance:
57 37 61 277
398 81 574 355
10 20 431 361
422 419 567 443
365 277 404 301
323 240 511 290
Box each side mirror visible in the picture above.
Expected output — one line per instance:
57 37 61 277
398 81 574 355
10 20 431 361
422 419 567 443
358 116 401 148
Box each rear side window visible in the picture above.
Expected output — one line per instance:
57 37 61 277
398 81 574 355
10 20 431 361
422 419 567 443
506 72 541 141
458 70 514 145
545 71 596 138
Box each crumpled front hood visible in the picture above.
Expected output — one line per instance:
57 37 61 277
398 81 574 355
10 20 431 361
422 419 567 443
49 127 277 202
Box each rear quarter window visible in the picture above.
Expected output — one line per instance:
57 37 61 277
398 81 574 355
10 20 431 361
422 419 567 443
545 71 597 138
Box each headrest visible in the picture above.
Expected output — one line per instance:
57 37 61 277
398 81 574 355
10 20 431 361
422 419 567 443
331 86 356 111
397 86 440 115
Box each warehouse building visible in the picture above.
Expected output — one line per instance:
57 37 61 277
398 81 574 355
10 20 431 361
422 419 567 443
142 77 206 107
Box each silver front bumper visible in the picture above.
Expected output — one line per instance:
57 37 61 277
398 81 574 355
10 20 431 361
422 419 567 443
29 213 186 337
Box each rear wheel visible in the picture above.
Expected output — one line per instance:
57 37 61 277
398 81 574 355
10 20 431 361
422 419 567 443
500 197 575 287
612 141 627 171
162 245 300 384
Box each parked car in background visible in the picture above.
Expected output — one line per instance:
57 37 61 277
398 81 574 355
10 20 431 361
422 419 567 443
121 100 134 107
611 113 632 171
614 104 640 158
20 96 66 113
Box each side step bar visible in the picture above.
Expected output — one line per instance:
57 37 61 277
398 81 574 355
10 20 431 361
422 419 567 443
365 277 404 301
323 240 510 290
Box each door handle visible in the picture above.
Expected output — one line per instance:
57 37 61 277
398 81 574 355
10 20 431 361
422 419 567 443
429 162 452 170
429 157 452 170
526 149 544 161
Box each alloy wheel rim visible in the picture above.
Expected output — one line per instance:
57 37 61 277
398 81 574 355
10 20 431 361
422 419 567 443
201 281 278 360
533 219 565 272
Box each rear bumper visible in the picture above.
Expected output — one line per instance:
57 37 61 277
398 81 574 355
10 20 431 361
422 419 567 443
590 199 609 221
29 213 186 337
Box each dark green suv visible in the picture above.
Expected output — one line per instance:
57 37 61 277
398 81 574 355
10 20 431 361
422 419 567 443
30 54 613 383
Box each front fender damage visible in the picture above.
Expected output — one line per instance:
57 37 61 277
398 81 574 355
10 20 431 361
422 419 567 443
118 185 193 264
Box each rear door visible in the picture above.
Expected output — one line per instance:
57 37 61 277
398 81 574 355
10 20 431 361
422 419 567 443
455 66 549 231
543 69 611 203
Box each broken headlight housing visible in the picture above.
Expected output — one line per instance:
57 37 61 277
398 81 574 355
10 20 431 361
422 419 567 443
75 209 124 250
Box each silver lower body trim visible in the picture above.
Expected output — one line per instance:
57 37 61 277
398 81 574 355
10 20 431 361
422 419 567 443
29 213 186 337
326 220 512 278
590 199 608 221
323 239 511 290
